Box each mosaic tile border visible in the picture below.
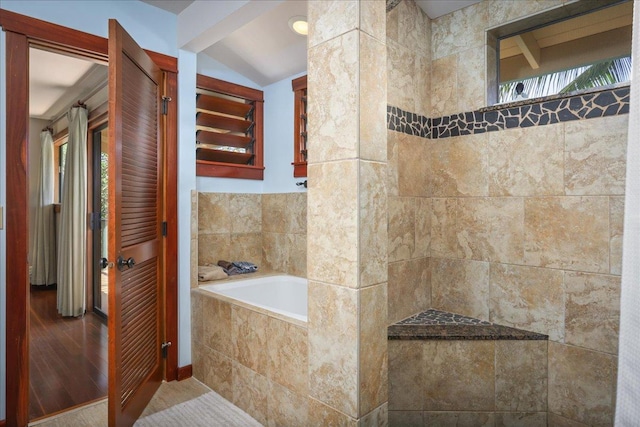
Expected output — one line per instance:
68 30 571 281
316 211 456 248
387 86 630 140
386 0 401 12
398 309 492 326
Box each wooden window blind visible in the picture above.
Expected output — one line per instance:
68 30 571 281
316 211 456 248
196 74 264 179
292 75 307 177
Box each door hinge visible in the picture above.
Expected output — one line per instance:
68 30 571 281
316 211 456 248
161 341 172 359
161 221 168 237
161 96 172 115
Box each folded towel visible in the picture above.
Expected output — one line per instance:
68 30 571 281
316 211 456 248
217 260 258 276
198 265 228 281
217 260 234 270
232 261 258 272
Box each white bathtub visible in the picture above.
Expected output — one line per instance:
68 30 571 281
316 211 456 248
199 275 307 322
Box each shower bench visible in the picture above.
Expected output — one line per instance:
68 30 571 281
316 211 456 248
388 309 549 426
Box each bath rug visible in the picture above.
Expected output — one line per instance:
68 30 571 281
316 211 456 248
134 391 262 426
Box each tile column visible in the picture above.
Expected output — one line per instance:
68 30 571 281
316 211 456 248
307 0 388 424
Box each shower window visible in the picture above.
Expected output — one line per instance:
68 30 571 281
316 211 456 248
292 74 307 178
53 138 68 203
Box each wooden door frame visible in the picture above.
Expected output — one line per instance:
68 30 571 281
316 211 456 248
0 10 179 427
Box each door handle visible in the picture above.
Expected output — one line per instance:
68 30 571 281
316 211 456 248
116 256 136 271
100 257 108 269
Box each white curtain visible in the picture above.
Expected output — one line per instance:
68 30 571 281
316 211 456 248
30 131 57 285
57 107 88 317
616 1 640 424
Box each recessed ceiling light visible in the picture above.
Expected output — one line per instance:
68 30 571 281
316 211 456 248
288 16 308 36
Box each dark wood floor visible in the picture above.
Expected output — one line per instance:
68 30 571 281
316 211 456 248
29 288 108 421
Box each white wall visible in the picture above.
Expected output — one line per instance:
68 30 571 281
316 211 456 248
0 26 7 423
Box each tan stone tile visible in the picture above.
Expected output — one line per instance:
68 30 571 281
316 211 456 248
424 411 495 426
456 197 524 264
308 281 358 417
359 0 385 42
548 342 616 426
414 197 431 259
202 296 232 357
190 237 198 288
287 233 307 277
431 1 488 60
308 31 358 163
610 196 624 275
262 193 287 233
308 0 358 49
398 134 430 198
431 54 457 117
387 39 416 113
360 34 387 163
495 341 548 412
197 233 230 266
431 258 490 320
307 161 358 287
198 192 229 234
490 263 564 340
565 116 628 195
423 341 495 411
415 53 431 118
388 258 430 325
230 233 261 265
388 197 415 263
396 0 429 54
229 193 261 234
267 317 308 396
495 412 547 427
458 47 486 113
488 124 564 196
565 272 620 354
191 190 198 237
267 380 309 427
308 397 358 426
385 1 398 44
286 192 307 234
548 412 589 427
388 411 423 427
359 402 388 427
359 283 388 414
387 130 400 197
190 292 203 344
431 198 458 258
429 134 489 197
192 346 232 401
262 232 288 273
486 0 565 28
388 341 424 411
360 161 388 287
524 197 609 273
233 362 268 425
232 306 268 376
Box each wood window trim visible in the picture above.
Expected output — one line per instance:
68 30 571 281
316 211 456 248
196 74 264 180
292 75 307 178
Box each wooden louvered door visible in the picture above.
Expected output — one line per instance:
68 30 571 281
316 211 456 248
107 19 164 427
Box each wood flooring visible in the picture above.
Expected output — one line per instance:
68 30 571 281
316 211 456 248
29 288 108 421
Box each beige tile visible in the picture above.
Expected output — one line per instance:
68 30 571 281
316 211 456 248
490 263 564 340
524 197 609 273
360 161 388 287
191 189 198 237
192 346 232 401
387 130 400 197
431 258 490 320
198 233 230 266
286 192 307 234
307 161 358 287
385 0 398 43
415 53 431 118
308 0 358 49
230 233 261 264
398 133 430 197
262 232 288 273
396 0 429 54
262 193 287 234
232 306 268 376
423 341 495 411
360 34 387 162
287 233 307 277
190 292 203 344
431 1 488 60
429 134 489 197
424 412 495 426
308 31 358 163
387 39 416 113
414 197 431 259
495 412 548 427
359 0 385 42
308 281 358 417
456 197 524 264
548 342 616 426
486 0 565 28
388 411 423 427
548 412 589 427
388 197 415 263
202 296 233 357
233 362 269 425
308 397 358 426
610 196 624 275
458 47 486 113
198 192 229 234
190 237 198 288
388 258 430 325
359 402 388 427
431 54 457 117
267 317 308 396
388 341 424 411
267 380 309 427
359 283 388 415
431 198 458 258
564 272 620 354
229 193 261 234
495 341 548 412
565 116 628 196
488 124 564 196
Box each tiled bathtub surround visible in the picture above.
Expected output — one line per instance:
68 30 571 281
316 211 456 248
387 86 630 140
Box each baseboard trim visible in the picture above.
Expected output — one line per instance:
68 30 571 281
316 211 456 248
0 418 6 426
177 365 192 381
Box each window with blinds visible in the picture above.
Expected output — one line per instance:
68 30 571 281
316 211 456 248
196 74 264 179
291 75 307 177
